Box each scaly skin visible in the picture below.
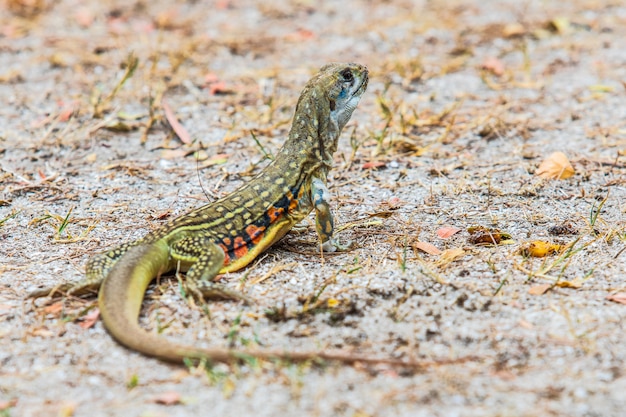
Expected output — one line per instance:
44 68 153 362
29 63 417 366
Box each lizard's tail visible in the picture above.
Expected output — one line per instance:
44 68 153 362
98 243 450 369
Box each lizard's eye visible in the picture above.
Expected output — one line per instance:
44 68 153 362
340 68 354 82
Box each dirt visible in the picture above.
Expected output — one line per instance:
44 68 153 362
1 0 626 416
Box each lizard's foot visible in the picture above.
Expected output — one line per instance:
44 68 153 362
321 238 354 253
185 280 254 305
289 224 310 235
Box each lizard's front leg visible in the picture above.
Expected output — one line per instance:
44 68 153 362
170 238 252 304
311 177 351 252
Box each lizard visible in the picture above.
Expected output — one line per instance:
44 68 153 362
28 63 415 367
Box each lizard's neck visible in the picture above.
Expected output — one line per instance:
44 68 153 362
278 89 338 176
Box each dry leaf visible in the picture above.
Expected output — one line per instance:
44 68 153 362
163 100 192 144
43 302 63 315
606 293 626 305
467 226 512 246
285 29 316 41
151 209 173 220
160 149 189 160
503 22 526 38
437 226 461 239
58 106 74 122
208 81 232 95
59 402 77 417
362 161 386 170
198 153 229 169
548 222 578 236
386 196 403 209
555 280 582 289
536 152 574 180
435 247 465 268
439 247 465 262
548 17 571 34
31 327 54 337
0 399 17 411
481 57 505 76
528 284 551 295
327 298 339 308
75 8 94 27
519 241 562 257
153 391 182 405
413 241 442 255
518 319 533 329
78 309 100 329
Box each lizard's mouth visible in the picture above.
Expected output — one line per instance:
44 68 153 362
354 72 369 96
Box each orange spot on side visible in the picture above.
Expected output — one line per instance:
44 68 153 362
222 237 232 246
267 206 284 222
233 236 249 260
245 224 266 245
286 191 299 213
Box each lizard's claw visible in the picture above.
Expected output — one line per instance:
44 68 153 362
321 238 354 253
185 280 254 305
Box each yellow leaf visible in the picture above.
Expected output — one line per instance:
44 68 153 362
536 152 574 180
439 247 465 262
555 280 582 289
549 17 571 34
435 247 465 268
519 241 562 257
327 298 339 308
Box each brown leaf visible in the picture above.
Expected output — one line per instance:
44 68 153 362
536 152 574 180
481 57 505 76
160 148 189 160
58 106 74 122
606 293 626 305
285 29 316 41
163 99 192 144
528 284 551 295
413 241 442 256
467 226 512 246
437 226 461 239
362 161 386 170
78 309 100 329
43 302 63 315
386 196 403 209
548 222 578 236
503 23 526 38
151 209 173 220
153 391 182 405
208 81 232 95
0 399 17 411
75 8 94 28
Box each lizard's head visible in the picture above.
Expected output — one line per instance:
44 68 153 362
287 63 368 164
319 62 369 132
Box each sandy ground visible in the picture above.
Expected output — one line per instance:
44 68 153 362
1 0 626 416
